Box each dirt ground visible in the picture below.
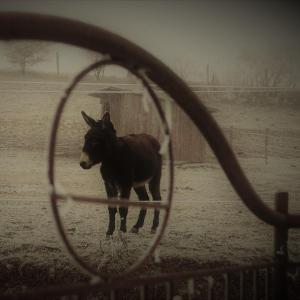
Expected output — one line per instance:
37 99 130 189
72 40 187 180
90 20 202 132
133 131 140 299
0 78 300 297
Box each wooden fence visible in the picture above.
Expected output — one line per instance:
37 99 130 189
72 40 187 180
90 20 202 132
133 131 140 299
52 94 300 163
92 91 300 162
203 127 300 163
53 90 300 163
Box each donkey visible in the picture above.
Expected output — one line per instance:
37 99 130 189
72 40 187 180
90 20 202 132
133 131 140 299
79 111 162 237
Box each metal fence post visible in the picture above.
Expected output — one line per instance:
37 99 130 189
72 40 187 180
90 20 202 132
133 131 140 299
273 192 289 300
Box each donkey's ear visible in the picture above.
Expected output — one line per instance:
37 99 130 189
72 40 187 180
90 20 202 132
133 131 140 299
81 111 97 128
102 111 111 123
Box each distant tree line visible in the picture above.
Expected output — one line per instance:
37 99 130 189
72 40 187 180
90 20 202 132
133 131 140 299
3 42 299 87
4 41 50 75
238 48 299 88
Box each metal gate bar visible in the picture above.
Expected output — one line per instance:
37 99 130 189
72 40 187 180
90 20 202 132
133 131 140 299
1 263 276 300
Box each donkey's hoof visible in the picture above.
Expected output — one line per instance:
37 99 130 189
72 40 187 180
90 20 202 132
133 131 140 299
150 228 157 234
130 226 139 234
120 226 127 233
119 231 127 240
106 231 114 239
105 234 113 240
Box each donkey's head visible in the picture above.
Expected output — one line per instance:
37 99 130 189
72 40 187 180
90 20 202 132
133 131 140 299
80 111 116 169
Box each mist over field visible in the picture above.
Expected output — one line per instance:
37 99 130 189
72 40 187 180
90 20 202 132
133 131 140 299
0 72 299 295
0 1 300 298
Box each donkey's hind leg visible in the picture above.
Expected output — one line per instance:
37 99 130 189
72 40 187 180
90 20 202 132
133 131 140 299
149 172 162 234
130 186 149 233
105 181 118 237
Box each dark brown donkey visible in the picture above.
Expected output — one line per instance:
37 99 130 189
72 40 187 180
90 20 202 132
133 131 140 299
79 111 162 237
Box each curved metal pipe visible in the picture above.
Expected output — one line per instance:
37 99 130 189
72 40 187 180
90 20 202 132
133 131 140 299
0 12 299 227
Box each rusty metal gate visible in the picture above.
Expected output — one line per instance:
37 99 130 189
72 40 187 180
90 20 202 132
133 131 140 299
0 12 299 300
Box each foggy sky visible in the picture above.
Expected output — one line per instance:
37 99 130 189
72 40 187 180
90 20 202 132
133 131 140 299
0 1 299 78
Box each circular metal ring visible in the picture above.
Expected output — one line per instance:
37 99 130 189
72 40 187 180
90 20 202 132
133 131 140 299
48 58 174 280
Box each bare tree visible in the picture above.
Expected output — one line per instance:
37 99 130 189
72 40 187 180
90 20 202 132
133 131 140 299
173 59 205 83
173 59 192 81
5 41 50 75
210 71 220 85
238 48 299 88
87 51 106 80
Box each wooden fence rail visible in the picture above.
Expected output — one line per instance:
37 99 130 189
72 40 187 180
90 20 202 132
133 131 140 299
202 126 300 163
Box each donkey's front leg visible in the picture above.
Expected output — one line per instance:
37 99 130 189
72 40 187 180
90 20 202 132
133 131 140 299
131 186 149 234
119 185 131 233
104 181 118 237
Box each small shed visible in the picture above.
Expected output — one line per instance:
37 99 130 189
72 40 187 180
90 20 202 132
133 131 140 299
89 86 206 162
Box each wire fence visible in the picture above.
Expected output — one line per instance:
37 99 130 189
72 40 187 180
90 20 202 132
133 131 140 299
203 127 300 163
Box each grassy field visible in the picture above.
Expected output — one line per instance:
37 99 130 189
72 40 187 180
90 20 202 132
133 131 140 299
0 78 300 297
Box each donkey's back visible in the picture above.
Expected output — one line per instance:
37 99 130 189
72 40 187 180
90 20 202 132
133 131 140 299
118 134 161 187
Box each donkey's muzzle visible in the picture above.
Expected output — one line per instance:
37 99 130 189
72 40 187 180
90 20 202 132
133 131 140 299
80 151 92 169
80 161 91 169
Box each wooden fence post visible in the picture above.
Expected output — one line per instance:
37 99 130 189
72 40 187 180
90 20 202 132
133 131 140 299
229 127 234 153
265 128 269 164
273 192 289 300
201 135 206 163
56 51 60 75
